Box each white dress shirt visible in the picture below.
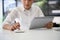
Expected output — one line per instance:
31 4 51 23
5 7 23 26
3 4 44 30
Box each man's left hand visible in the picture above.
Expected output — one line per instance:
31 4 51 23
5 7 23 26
44 22 53 29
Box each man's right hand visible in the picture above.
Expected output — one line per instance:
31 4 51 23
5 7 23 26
3 23 20 31
10 23 20 31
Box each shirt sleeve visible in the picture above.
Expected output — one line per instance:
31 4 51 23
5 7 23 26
2 8 18 25
37 6 44 17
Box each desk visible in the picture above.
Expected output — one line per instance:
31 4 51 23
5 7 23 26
0 27 60 40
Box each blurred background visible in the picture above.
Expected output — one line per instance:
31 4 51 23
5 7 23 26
0 0 60 24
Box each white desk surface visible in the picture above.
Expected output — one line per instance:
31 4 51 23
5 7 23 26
0 27 60 40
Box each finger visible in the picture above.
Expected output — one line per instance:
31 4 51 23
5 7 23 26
13 25 17 30
12 24 18 30
17 27 20 30
12 23 20 30
15 24 20 30
11 29 14 31
16 23 20 28
16 23 20 26
11 27 15 31
13 24 20 30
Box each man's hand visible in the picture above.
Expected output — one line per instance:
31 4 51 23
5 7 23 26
3 22 20 31
10 22 20 31
44 22 53 29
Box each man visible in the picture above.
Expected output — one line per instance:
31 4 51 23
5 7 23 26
3 0 52 31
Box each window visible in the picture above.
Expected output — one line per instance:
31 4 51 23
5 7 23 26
34 0 60 16
3 0 60 20
0 0 3 24
3 0 22 20
3 0 16 20
47 0 60 16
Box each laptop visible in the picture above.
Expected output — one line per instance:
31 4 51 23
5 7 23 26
29 16 54 29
